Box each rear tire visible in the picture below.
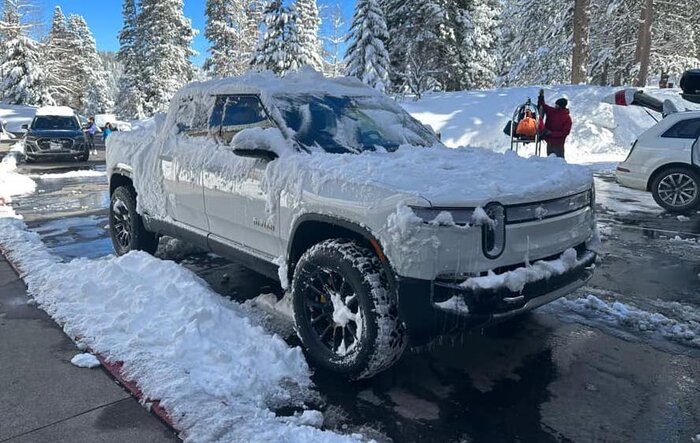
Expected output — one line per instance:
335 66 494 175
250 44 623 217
109 185 159 256
650 166 700 213
292 239 407 380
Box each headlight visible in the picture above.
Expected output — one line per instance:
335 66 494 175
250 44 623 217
411 207 475 226
507 191 591 223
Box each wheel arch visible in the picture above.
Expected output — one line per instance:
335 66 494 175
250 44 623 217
109 172 133 196
646 162 699 191
287 214 393 280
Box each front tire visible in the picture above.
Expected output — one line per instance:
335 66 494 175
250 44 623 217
650 166 700 213
109 185 159 256
292 239 407 380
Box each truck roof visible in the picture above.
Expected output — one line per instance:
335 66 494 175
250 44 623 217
177 69 381 101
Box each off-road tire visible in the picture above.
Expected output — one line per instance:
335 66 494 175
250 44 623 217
650 166 700 213
109 185 159 256
76 147 89 162
292 239 407 380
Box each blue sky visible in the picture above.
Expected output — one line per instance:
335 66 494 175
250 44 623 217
36 0 355 66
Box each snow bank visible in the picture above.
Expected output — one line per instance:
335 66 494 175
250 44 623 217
401 86 700 165
0 154 36 204
0 103 36 133
546 294 700 349
0 218 360 442
28 170 105 180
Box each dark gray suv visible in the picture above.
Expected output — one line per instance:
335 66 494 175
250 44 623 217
23 106 89 162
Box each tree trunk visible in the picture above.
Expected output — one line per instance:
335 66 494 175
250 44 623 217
571 0 591 84
634 0 654 87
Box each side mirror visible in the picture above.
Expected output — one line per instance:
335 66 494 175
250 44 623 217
232 147 278 162
21 124 28 130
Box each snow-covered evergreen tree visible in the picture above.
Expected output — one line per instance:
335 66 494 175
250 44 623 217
499 0 573 86
251 0 291 75
67 14 111 114
321 3 345 77
344 0 390 92
116 0 144 119
44 6 79 105
99 51 122 110
288 0 323 72
461 0 500 89
138 0 196 114
0 0 50 105
204 0 265 78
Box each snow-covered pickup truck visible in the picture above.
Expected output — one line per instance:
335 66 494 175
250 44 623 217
106 71 597 379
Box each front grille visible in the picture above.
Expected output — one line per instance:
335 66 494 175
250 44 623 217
37 138 74 151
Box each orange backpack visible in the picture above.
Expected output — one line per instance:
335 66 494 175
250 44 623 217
516 110 537 137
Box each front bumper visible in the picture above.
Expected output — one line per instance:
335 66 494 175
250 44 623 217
395 246 596 343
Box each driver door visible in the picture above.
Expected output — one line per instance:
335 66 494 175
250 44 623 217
203 94 283 261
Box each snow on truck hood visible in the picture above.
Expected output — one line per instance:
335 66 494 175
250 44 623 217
289 145 593 208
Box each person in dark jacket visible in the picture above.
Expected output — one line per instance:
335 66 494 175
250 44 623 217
538 89 572 158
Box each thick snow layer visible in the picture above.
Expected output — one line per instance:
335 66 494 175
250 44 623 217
0 103 36 133
28 170 106 180
0 218 360 442
401 86 700 165
547 294 700 349
35 106 76 117
266 146 592 208
461 248 583 293
70 353 101 368
0 154 36 203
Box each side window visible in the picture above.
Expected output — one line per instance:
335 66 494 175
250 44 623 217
662 118 700 139
175 95 208 137
209 96 226 133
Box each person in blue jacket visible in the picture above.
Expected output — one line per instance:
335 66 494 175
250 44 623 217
103 122 113 141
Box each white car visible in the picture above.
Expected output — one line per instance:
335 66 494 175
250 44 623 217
616 110 700 212
107 71 597 379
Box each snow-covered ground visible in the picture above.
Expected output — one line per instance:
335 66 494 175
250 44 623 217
402 85 700 165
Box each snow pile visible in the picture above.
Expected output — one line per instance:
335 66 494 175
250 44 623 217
0 153 36 204
0 217 360 442
70 353 101 368
401 86 700 164
461 248 585 293
27 170 105 180
546 294 700 349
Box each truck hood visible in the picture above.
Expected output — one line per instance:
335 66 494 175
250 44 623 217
290 145 594 208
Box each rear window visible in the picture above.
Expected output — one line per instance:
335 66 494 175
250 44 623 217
662 118 700 139
31 116 79 130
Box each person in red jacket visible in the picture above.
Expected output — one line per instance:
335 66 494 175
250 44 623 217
538 89 572 158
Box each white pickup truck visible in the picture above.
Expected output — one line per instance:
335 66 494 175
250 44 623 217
107 71 597 379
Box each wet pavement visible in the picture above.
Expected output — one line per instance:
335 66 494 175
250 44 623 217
7 157 700 443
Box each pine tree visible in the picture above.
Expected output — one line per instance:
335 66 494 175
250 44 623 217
460 0 500 89
288 0 323 72
0 0 50 105
116 0 144 119
499 0 574 86
44 6 79 105
321 3 345 77
67 14 111 115
204 0 265 78
138 0 196 114
344 0 390 92
251 0 291 75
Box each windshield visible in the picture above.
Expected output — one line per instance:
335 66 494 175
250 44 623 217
273 94 438 153
31 116 79 130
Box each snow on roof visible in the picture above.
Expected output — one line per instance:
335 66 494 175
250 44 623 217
177 68 381 100
35 106 76 117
